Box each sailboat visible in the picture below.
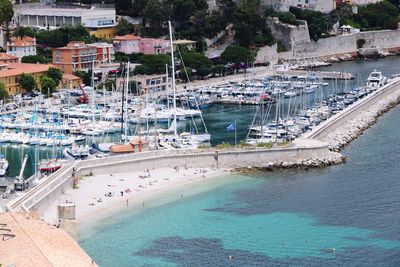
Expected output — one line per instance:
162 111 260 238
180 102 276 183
157 21 211 149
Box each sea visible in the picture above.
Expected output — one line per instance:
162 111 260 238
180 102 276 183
77 57 400 266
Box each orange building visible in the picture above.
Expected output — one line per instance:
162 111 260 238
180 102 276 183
0 63 52 95
52 41 114 74
52 41 97 74
0 53 19 64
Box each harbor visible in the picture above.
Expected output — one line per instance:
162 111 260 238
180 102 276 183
1 54 400 266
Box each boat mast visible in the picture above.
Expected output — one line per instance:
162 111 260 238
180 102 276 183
121 64 125 138
165 63 170 129
91 61 95 144
168 21 177 136
124 62 130 143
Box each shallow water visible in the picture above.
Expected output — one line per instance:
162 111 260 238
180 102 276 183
79 79 400 266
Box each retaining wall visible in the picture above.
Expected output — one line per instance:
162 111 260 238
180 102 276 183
10 143 330 214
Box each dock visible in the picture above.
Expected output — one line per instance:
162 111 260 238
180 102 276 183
274 70 354 80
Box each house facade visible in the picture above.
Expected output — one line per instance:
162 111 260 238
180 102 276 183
6 36 37 61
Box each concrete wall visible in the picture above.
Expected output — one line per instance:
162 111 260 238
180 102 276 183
278 29 400 61
12 143 331 213
358 30 400 52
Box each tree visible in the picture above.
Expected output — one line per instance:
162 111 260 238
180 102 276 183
0 81 9 100
181 52 213 70
221 45 254 66
40 76 57 96
21 55 51 64
137 54 171 74
46 67 63 87
116 18 135 36
19 73 36 93
196 66 211 78
73 70 91 86
141 0 166 37
233 0 266 47
0 0 13 41
212 64 227 77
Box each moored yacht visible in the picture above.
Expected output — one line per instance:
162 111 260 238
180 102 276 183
366 70 387 89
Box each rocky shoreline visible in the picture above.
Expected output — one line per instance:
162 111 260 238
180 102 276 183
233 151 345 174
324 89 400 152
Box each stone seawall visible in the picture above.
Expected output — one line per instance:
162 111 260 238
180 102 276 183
277 29 400 61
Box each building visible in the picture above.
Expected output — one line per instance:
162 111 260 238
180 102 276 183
60 73 82 89
113 34 170 55
52 41 114 74
0 53 19 64
52 41 97 74
140 38 170 55
113 34 141 54
6 36 37 61
130 74 169 94
336 0 382 5
0 63 52 94
12 3 117 40
261 0 336 13
92 42 115 64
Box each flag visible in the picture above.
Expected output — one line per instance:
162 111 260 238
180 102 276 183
226 123 236 132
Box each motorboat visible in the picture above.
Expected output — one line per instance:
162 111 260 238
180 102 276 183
0 155 9 176
366 70 387 89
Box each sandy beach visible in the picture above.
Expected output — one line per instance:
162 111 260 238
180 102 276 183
41 166 228 225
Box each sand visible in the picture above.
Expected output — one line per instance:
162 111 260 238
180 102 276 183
41 166 228 225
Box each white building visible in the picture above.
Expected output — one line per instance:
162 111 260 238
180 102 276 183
6 36 37 61
349 0 382 5
262 0 336 13
12 3 116 30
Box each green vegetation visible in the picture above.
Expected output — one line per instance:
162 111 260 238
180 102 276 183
221 45 254 66
0 81 9 101
357 38 366 49
19 73 36 93
215 142 234 149
114 52 143 63
14 25 98 48
73 70 92 86
256 142 273 148
0 0 13 41
21 55 52 64
290 7 334 41
334 1 400 31
116 18 136 35
40 76 57 96
134 54 171 75
46 67 63 87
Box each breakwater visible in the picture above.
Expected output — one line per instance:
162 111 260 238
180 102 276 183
304 77 400 151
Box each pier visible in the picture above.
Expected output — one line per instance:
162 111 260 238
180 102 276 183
304 77 400 143
274 70 354 80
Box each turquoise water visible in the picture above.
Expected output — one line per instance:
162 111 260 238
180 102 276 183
78 57 400 266
79 102 400 266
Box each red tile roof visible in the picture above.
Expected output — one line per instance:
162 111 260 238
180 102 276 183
113 34 141 41
0 63 52 78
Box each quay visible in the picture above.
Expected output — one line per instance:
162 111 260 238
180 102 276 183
274 70 354 80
